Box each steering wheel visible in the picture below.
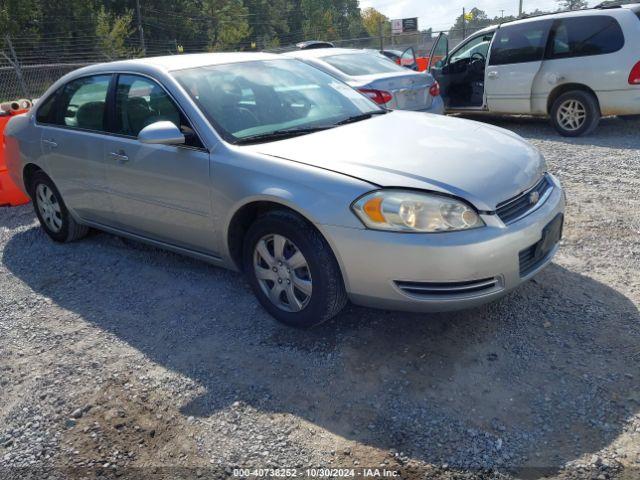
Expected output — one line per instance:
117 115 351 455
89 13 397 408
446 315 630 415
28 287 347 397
468 52 487 74
470 51 486 62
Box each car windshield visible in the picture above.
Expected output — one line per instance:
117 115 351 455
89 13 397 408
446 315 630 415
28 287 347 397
172 59 382 143
322 52 406 76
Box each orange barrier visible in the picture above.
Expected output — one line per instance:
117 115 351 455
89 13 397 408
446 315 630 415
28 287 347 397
1 107 31 207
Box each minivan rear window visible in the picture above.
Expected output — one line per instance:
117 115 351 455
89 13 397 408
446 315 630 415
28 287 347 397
547 16 624 59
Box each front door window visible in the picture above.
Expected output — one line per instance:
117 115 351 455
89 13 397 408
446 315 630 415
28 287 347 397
114 74 203 148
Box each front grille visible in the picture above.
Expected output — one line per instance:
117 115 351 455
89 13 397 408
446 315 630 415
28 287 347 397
395 277 502 299
496 175 553 225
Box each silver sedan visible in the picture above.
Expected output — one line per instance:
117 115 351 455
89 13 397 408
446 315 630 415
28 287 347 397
281 48 445 114
5 52 565 327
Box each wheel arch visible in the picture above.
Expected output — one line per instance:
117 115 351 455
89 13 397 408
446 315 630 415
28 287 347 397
547 83 600 115
22 163 44 195
226 198 323 273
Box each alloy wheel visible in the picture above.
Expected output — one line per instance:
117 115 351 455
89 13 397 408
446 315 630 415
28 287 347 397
557 99 587 132
35 184 63 233
253 234 312 312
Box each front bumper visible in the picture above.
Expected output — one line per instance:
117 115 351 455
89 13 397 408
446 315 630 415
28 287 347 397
322 174 565 312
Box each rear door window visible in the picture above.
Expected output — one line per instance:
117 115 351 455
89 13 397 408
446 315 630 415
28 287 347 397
547 16 624 59
489 21 551 65
59 75 111 132
35 90 60 124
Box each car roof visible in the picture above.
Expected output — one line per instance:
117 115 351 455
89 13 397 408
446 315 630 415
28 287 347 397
281 48 371 60
464 3 640 38
485 3 640 30
75 52 282 74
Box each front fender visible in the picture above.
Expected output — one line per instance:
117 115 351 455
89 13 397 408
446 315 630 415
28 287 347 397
211 148 373 269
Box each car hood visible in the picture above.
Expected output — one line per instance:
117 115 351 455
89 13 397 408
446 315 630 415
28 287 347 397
248 111 545 211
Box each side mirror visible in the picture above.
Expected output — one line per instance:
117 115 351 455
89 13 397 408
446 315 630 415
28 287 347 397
138 121 185 145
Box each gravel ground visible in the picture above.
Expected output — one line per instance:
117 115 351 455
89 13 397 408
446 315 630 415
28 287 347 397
0 115 639 480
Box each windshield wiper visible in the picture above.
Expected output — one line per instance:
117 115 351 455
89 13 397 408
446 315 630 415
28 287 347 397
333 109 389 126
234 126 333 145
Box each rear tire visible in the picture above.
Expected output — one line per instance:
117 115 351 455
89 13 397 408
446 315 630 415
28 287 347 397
243 210 347 328
30 171 89 243
550 90 600 137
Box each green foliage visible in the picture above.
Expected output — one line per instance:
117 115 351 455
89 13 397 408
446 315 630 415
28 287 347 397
449 6 555 38
300 0 364 40
1 0 369 58
96 6 137 59
361 7 390 37
451 7 492 33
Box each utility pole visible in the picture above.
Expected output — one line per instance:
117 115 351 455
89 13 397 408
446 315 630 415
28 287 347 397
518 0 524 17
500 9 505 19
135 0 146 56
379 20 384 52
462 7 466 39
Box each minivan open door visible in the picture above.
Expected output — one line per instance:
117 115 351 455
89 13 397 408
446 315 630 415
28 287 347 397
428 32 449 72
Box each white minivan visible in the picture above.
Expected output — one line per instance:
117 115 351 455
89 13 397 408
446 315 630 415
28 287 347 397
429 4 640 136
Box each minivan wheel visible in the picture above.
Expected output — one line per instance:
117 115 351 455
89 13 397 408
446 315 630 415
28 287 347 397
30 171 89 243
243 210 347 328
550 91 600 137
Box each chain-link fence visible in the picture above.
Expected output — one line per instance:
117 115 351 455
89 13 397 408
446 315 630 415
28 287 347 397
1 27 482 102
0 63 92 102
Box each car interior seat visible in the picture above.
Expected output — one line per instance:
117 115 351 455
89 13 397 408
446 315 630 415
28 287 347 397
75 101 105 131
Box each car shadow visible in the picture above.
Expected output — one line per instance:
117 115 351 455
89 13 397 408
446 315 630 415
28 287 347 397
455 113 640 150
3 226 639 475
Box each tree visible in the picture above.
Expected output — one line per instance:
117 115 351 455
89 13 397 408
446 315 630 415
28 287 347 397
96 7 136 60
202 0 251 51
244 0 292 49
300 0 365 41
451 7 491 33
557 0 588 10
361 7 389 38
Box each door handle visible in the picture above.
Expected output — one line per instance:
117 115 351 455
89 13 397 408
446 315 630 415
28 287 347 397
42 139 58 148
110 151 129 163
487 71 499 79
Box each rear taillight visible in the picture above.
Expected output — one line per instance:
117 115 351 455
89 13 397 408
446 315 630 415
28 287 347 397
358 88 393 105
629 61 640 85
429 81 440 97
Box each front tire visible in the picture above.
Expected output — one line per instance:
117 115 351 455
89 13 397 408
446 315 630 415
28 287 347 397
550 90 600 137
243 210 347 328
30 171 89 243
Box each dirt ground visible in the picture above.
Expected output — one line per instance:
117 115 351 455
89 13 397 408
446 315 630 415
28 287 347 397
1 115 639 480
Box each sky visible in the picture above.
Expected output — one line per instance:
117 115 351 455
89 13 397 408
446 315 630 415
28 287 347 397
359 0 593 32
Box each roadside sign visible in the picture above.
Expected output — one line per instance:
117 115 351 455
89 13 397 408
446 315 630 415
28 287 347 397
392 17 419 34
403 18 418 32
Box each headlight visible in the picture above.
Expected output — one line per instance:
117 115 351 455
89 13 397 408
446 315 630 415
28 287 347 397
352 190 484 233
